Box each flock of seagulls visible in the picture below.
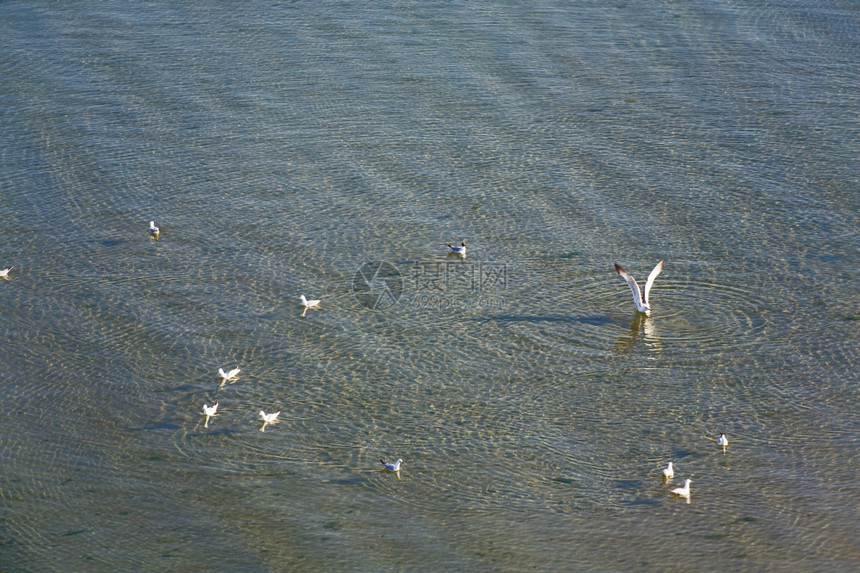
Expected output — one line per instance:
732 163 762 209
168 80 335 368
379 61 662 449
206 365 284 433
202 364 401 460
661 433 730 503
143 219 348 455
613 259 732 503
139 223 724 485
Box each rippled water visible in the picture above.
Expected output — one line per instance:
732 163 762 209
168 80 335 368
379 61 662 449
1 1 858 571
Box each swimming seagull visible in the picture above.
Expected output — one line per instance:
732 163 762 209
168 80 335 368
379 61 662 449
672 478 692 501
149 221 160 236
718 432 729 452
218 367 241 383
202 401 219 428
614 260 664 313
447 241 467 257
380 458 403 472
300 295 322 317
0 266 12 278
258 409 281 432
662 462 674 480
300 295 322 308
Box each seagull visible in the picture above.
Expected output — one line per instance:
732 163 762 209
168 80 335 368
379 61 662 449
614 261 664 313
0 266 12 278
672 478 692 500
258 409 281 432
300 295 322 308
662 462 674 480
202 401 219 428
718 432 729 452
218 367 241 383
447 241 466 257
149 221 160 236
380 458 403 472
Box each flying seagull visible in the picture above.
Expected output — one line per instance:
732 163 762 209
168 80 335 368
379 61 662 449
614 260 664 313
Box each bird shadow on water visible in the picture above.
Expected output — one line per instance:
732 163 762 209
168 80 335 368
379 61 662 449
479 313 664 355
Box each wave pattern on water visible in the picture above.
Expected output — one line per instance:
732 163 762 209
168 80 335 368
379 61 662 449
1 0 858 570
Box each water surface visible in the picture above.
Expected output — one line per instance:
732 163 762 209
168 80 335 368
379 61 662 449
1 1 857 571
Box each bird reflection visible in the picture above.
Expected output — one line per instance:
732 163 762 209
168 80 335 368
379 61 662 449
613 312 663 354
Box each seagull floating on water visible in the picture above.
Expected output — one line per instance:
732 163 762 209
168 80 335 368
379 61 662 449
447 241 466 257
0 266 12 278
258 409 281 432
300 295 322 316
614 260 664 313
718 432 729 452
149 221 160 237
218 367 241 383
662 462 674 480
202 401 219 428
300 295 322 308
672 478 692 501
380 458 403 472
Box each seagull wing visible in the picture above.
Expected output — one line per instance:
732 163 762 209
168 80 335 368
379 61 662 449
615 264 644 308
642 261 664 306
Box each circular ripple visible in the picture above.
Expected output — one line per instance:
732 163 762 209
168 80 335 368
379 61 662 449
490 265 785 365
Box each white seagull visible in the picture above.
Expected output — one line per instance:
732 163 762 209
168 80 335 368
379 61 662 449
662 462 674 480
258 409 281 432
218 367 241 383
718 432 729 452
149 221 160 236
380 458 403 472
614 260 664 313
300 295 322 317
672 478 692 501
202 401 219 428
0 266 12 278
300 295 322 308
447 241 466 257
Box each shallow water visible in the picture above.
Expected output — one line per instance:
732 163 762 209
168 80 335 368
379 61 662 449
1 1 858 571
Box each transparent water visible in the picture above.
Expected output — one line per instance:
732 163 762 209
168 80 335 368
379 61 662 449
1 1 857 571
